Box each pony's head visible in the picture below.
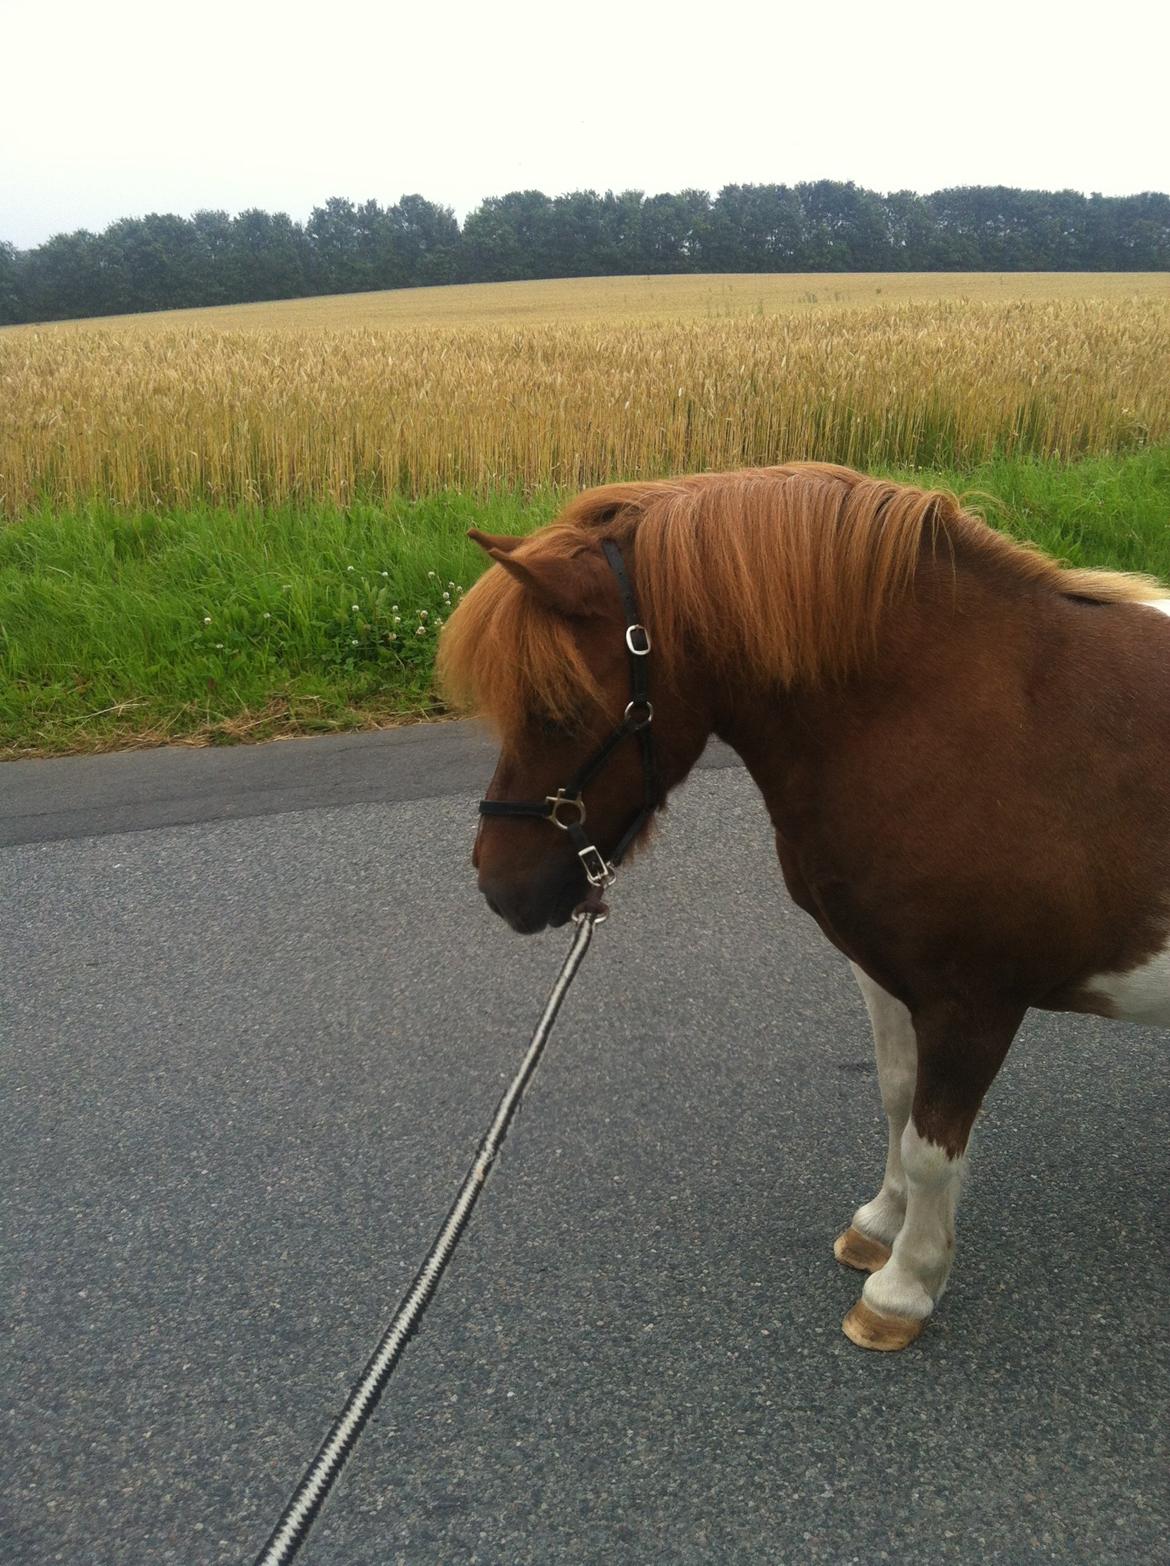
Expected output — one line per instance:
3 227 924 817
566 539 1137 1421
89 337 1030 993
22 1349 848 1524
437 513 710 932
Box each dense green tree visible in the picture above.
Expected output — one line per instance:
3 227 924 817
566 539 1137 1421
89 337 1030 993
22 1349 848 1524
548 190 607 276
461 190 556 281
597 189 645 273
880 190 936 270
636 189 711 272
227 209 308 303
927 187 1040 270
189 209 236 304
794 181 891 269
22 230 111 319
303 195 461 292
388 194 461 284
710 184 804 269
100 213 210 312
306 196 368 293
1107 192 1170 269
0 241 24 324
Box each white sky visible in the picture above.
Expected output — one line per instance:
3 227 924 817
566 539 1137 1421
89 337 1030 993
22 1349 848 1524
2 0 1166 249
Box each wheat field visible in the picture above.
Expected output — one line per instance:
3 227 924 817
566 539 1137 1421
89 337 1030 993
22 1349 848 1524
3 274 1168 517
18 270 1170 332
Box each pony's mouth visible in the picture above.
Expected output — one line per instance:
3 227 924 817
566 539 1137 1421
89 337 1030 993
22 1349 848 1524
483 883 580 935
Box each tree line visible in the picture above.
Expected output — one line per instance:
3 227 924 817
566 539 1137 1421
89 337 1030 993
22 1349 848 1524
2 183 1167 325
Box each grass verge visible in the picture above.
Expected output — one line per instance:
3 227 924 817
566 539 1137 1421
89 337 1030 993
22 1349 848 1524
2 448 1168 759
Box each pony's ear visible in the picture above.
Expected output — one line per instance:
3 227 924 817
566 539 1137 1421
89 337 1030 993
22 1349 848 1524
484 542 613 620
467 529 525 555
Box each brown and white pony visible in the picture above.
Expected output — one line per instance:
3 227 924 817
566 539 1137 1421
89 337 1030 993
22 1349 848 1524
437 463 1170 1351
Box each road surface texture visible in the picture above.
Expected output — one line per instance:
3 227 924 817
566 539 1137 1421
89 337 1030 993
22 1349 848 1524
3 725 1168 1565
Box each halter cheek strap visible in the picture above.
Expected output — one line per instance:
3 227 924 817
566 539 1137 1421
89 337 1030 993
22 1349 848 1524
477 538 659 889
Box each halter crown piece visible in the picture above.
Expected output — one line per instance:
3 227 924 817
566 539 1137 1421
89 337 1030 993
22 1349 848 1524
478 539 659 889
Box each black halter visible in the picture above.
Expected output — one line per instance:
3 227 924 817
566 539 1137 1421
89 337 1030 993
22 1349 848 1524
478 538 658 889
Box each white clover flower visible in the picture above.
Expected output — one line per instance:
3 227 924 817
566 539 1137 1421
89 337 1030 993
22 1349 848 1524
415 625 426 637
351 603 360 612
388 631 397 641
427 570 436 578
442 592 451 602
203 616 212 625
418 609 428 619
347 565 354 572
391 604 398 611
393 614 401 624
381 571 389 578
447 581 455 590
263 612 271 619
215 642 224 649
351 638 359 646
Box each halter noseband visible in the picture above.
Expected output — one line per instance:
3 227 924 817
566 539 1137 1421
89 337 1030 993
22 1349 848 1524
478 538 658 889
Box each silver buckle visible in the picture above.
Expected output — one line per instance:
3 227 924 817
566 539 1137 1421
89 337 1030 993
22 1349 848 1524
577 844 616 887
545 789 586 830
625 624 651 656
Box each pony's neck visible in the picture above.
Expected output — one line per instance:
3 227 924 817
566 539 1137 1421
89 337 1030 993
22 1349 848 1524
708 548 1045 811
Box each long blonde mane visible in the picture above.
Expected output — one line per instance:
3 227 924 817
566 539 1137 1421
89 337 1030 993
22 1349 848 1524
438 463 1161 733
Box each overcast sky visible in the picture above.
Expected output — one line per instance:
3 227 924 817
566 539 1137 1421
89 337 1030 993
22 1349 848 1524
3 0 1166 249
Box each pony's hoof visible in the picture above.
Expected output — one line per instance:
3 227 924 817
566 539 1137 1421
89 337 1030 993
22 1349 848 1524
842 1299 925 1352
833 1226 892 1273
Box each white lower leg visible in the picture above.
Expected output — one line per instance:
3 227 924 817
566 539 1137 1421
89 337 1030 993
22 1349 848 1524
849 966 916 1245
863 1122 965 1321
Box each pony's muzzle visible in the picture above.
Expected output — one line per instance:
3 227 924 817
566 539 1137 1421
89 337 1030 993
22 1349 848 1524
478 859 584 935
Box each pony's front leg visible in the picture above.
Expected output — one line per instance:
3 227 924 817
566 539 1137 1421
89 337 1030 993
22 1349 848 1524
834 965 916 1272
842 1001 1021 1352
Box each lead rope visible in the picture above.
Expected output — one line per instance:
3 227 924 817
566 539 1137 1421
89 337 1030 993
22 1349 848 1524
252 902 607 1566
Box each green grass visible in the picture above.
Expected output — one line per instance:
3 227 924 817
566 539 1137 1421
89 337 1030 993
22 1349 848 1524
896 448 1170 578
2 449 1168 758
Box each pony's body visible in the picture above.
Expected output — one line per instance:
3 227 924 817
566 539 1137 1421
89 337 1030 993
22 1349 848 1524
725 566 1170 1033
439 464 1169 1349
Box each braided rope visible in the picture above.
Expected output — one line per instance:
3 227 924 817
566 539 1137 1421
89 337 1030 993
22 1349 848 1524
253 909 603 1565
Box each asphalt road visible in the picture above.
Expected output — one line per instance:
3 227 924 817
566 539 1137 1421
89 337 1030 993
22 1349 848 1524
3 726 1168 1566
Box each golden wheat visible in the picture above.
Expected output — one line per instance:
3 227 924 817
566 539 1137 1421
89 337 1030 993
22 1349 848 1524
2 277 1168 517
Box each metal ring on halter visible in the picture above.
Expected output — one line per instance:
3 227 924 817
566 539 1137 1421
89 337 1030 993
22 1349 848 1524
545 790 586 830
623 698 653 731
625 624 651 656
577 844 616 888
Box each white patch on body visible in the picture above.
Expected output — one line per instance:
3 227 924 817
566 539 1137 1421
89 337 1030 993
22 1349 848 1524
1148 600 1170 618
862 1122 967 1322
1086 936 1170 1028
